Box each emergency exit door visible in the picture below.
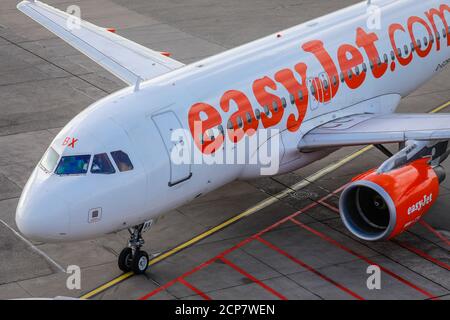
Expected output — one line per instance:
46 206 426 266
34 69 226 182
152 111 192 186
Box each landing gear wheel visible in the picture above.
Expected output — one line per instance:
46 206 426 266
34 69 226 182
118 223 152 274
118 247 133 272
131 250 149 274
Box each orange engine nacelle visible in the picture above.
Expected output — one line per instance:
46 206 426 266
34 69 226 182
339 159 444 241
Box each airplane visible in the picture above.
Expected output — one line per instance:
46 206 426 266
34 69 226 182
15 0 450 275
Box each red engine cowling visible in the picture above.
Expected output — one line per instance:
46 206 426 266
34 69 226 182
339 158 443 241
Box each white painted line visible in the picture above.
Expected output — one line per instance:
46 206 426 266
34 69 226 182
0 219 66 273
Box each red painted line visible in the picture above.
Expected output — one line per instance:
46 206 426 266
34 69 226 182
219 256 288 300
178 278 212 300
138 186 347 300
290 218 439 300
139 258 218 300
393 240 450 271
256 236 365 300
419 221 450 247
320 199 450 272
138 279 179 300
320 199 450 249
318 200 340 214
253 185 347 239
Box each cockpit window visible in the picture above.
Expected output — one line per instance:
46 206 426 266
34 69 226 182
91 153 116 174
40 147 60 173
55 155 91 175
111 151 134 172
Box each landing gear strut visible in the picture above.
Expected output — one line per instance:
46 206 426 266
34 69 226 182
118 224 149 274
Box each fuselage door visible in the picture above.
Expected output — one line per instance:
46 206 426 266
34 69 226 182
152 111 192 187
319 72 332 104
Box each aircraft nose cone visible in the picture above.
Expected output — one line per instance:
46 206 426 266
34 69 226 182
16 191 70 242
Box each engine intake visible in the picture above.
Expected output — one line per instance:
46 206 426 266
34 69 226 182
340 159 441 241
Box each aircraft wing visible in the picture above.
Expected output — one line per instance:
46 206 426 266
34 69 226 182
17 1 185 86
298 113 450 150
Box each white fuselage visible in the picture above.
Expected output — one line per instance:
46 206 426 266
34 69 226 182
16 0 450 241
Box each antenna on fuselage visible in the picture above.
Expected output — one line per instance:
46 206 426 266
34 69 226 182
134 76 142 92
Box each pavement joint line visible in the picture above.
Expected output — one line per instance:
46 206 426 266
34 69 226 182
219 256 288 300
419 220 450 246
138 188 345 300
0 218 65 273
255 236 365 300
141 181 444 301
177 278 211 300
393 240 450 271
140 185 411 301
289 217 439 300
0 34 111 94
318 198 450 272
80 100 450 299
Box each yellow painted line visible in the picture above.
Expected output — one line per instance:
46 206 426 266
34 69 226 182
80 145 370 299
148 146 375 267
430 100 450 114
80 100 450 299
81 273 133 299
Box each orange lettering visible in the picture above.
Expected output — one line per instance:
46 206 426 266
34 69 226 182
220 90 258 143
188 103 223 154
274 63 309 132
355 28 388 79
252 77 284 128
337 44 366 89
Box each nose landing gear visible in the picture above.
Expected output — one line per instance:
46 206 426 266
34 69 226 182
118 224 150 274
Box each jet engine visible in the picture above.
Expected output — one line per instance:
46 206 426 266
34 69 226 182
339 156 445 241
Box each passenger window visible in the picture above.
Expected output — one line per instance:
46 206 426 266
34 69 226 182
227 120 233 130
56 155 91 175
377 57 381 66
255 109 261 120
208 130 215 141
111 151 134 172
290 94 295 105
424 37 428 47
383 54 388 63
404 45 409 55
91 153 116 174
263 105 270 116
236 116 243 128
246 112 252 124
217 125 224 135
281 97 287 108
273 101 279 112
362 63 367 72
332 75 338 85
390 51 395 60
443 28 447 38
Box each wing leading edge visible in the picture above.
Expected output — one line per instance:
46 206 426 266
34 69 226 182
299 113 450 151
17 0 185 86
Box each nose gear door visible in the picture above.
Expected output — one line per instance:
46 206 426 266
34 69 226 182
151 111 192 186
